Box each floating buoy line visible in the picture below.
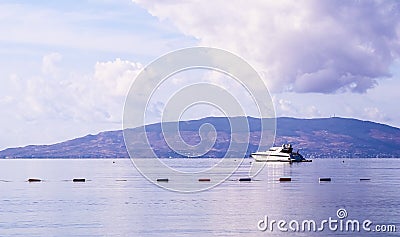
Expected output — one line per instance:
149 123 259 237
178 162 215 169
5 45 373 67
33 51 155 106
0 177 374 183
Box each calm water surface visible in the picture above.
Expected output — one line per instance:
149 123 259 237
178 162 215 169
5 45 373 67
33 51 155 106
0 158 399 236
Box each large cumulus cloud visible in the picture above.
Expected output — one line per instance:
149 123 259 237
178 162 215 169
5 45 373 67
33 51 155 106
0 53 143 149
133 0 400 93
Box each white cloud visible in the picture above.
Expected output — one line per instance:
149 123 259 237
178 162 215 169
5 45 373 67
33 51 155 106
0 54 143 149
0 95 13 105
42 52 62 76
94 58 142 97
133 0 400 94
273 97 320 118
68 58 142 123
364 107 388 122
306 105 321 117
278 99 295 113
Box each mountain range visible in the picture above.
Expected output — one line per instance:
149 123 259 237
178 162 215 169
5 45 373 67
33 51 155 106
1 117 399 158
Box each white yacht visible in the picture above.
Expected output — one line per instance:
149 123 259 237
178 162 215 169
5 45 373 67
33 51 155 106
251 144 311 162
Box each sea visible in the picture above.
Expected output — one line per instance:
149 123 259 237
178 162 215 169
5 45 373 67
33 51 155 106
0 158 399 236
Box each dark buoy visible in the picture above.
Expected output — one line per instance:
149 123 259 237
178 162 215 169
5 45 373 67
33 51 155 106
239 177 252 182
319 177 332 182
279 177 291 182
157 178 169 182
28 178 41 182
198 178 211 182
73 178 86 182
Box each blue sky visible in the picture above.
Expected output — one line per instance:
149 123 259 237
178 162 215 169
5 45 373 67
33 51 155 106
1 0 400 150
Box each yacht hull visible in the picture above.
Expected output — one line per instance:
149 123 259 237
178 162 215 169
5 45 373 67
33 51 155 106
251 154 291 162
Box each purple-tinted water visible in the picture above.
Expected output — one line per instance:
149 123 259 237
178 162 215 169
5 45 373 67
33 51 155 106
0 158 399 236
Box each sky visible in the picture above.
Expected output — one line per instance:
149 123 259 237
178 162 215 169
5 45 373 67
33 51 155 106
1 0 400 150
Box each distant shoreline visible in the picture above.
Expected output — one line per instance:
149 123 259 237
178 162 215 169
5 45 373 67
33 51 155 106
1 117 399 159
1 157 399 159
